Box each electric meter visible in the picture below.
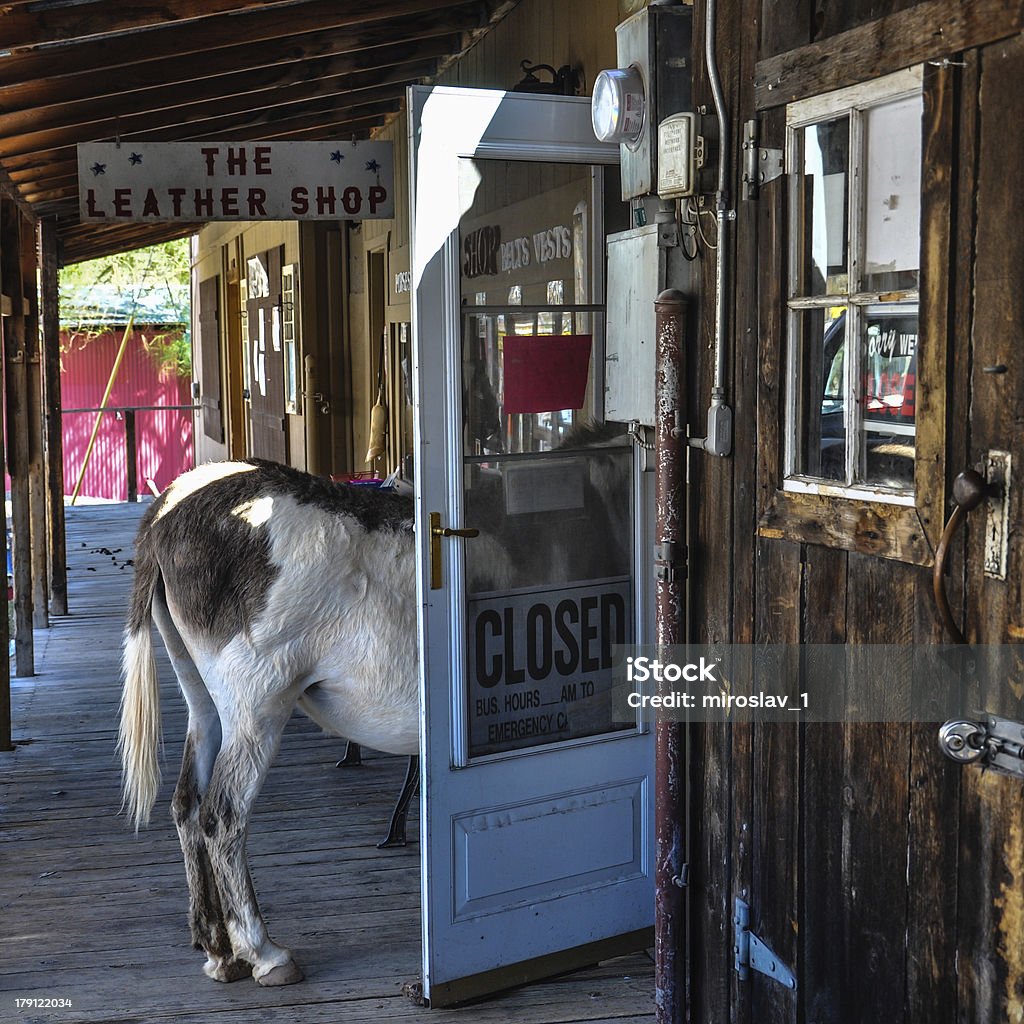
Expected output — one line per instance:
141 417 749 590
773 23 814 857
591 5 694 199
591 67 646 149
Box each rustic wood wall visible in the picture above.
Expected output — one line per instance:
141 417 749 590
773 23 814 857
682 1 1024 1020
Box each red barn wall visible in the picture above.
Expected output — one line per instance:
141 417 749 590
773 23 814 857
60 327 193 501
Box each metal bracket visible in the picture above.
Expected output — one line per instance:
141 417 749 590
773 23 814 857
654 541 686 583
742 119 783 201
939 715 1024 780
983 450 1011 579
734 899 797 990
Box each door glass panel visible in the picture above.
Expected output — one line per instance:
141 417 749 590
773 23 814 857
459 158 634 759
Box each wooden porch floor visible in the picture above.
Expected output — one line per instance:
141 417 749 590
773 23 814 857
0 502 655 1024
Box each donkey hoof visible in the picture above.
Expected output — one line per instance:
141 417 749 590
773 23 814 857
204 956 252 983
256 960 304 987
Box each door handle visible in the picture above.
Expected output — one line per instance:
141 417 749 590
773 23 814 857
429 512 479 589
932 468 987 644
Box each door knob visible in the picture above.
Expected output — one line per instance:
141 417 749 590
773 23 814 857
429 512 479 589
932 468 987 644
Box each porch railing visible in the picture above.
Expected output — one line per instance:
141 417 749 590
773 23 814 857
62 403 199 502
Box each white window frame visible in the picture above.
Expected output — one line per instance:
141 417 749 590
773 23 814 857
783 66 923 506
281 262 300 414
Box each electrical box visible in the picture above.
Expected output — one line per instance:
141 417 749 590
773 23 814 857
604 223 665 425
658 112 699 198
616 5 694 200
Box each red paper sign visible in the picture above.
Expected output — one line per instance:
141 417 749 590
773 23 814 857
502 334 592 414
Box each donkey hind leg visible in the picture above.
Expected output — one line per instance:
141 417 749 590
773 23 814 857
154 592 250 983
200 683 303 987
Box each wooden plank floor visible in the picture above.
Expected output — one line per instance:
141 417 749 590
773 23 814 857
0 502 655 1024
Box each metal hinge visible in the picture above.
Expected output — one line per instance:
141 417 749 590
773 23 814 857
654 540 687 584
742 119 783 201
734 898 797 990
939 715 1024 780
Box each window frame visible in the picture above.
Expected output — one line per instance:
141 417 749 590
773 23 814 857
757 64 953 566
784 67 922 503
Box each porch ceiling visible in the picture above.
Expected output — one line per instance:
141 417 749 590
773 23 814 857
0 0 519 265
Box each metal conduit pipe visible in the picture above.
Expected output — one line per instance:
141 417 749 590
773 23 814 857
691 0 733 457
654 289 688 1024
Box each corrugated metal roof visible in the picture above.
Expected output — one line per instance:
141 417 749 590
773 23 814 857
59 283 189 327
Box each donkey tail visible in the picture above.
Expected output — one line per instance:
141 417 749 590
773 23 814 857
118 525 162 832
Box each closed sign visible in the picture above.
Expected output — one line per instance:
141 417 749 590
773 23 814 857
467 579 632 757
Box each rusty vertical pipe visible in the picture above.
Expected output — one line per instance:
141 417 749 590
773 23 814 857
654 288 688 1024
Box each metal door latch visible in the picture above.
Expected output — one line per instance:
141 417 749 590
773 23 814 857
939 715 1024 780
734 898 797 990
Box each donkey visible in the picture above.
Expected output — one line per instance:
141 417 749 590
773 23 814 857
119 458 419 986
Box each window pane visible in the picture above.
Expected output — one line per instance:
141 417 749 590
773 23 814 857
793 306 847 480
799 118 849 297
862 93 922 293
861 306 917 489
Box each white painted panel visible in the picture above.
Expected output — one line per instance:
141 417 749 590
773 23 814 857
453 780 645 920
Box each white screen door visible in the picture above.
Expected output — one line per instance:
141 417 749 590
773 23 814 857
410 85 654 1007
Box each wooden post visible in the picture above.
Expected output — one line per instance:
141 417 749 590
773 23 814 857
124 409 138 503
39 219 67 616
1 198 34 677
23 215 47 630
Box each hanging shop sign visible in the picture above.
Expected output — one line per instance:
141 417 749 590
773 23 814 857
77 141 394 222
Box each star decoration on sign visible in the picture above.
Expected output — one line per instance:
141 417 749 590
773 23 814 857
330 150 344 163
365 159 381 173
90 162 106 175
129 152 143 165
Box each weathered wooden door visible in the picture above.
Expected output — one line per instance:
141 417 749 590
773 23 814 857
685 7 1024 1023
245 245 287 464
196 276 224 444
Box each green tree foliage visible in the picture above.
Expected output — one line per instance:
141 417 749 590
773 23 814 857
59 238 193 377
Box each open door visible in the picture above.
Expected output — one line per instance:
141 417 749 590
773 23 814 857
410 85 654 1006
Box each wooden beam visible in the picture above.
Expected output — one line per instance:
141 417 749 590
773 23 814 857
0 24 463 126
1 94 402 184
1 0 304 52
39 220 67 616
191 102 401 142
754 0 1024 108
0 59 435 159
60 224 198 267
1 197 35 676
0 0 482 88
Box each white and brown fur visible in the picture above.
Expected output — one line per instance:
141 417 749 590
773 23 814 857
118 459 418 987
